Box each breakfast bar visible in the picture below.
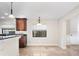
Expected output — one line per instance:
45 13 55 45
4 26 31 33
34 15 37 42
0 34 20 56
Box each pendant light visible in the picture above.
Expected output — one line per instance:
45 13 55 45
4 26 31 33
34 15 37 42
9 2 15 18
34 17 47 30
37 17 42 26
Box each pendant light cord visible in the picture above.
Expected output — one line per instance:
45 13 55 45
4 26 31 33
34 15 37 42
38 17 40 23
11 2 13 14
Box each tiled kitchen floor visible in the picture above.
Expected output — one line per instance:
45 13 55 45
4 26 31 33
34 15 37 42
19 45 79 56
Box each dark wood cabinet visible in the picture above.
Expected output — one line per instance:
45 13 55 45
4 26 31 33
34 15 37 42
19 35 27 48
16 18 27 48
16 18 27 31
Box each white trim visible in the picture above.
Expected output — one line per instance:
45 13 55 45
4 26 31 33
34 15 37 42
67 44 79 46
27 44 58 47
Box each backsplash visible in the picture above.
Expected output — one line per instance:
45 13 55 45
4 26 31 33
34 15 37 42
2 28 15 34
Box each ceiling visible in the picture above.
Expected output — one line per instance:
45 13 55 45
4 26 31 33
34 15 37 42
0 2 79 20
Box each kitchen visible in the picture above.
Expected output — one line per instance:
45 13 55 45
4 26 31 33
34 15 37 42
0 2 79 56
0 17 27 55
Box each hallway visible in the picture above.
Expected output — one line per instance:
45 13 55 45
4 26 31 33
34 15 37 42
19 46 79 56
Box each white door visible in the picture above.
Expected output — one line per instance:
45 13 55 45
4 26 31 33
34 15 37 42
66 16 79 45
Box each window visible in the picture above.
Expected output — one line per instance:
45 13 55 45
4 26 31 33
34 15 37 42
32 30 47 37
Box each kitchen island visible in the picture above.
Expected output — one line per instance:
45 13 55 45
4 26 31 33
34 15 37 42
0 34 20 56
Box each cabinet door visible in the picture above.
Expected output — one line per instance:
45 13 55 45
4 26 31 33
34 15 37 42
16 18 27 31
19 35 27 48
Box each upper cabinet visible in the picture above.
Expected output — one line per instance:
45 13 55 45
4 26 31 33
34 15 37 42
16 18 27 31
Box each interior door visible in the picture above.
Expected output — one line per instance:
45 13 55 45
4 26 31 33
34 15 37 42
66 18 79 45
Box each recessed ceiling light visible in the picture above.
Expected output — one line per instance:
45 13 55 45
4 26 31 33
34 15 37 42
4 13 8 16
1 16 5 19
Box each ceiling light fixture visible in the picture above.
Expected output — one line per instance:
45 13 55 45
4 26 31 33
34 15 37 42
9 2 15 18
1 16 5 19
34 17 47 30
4 13 8 16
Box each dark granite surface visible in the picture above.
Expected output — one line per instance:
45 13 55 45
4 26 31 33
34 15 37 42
0 34 21 40
0 34 21 36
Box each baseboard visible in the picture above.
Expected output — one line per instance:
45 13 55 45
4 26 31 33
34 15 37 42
27 44 58 47
67 44 79 46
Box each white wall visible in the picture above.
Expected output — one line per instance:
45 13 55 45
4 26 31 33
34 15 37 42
0 18 16 28
27 19 59 46
0 28 2 34
58 20 67 49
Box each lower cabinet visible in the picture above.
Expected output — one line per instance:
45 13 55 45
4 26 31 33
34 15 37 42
19 34 27 48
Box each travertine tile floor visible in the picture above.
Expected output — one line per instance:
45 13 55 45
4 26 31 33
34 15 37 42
19 46 79 56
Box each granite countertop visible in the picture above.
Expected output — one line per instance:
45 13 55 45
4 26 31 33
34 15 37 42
0 34 21 40
0 34 21 36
